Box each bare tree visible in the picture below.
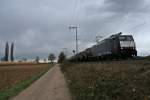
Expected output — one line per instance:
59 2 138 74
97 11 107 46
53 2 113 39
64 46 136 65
48 53 56 63
44 58 46 63
35 56 40 63
58 52 66 63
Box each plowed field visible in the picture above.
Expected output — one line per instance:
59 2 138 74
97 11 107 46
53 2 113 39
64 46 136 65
0 63 49 90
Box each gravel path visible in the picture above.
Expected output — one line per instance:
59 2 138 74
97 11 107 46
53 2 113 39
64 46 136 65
11 64 72 100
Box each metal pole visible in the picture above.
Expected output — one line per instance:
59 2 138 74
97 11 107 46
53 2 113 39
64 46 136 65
75 28 78 62
69 26 78 62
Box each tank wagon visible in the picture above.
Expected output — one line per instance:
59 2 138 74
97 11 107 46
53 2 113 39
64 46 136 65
70 32 137 61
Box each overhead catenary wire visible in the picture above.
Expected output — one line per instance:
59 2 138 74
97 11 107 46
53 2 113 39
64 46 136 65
108 2 150 36
126 22 146 32
70 0 85 25
120 2 150 25
71 0 79 25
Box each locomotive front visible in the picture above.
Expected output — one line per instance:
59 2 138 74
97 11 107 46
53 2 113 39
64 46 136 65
119 35 137 56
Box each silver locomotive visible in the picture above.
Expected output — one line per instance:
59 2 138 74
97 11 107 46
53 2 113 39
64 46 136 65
70 32 137 61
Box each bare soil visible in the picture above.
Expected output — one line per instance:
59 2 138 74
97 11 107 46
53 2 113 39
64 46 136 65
0 63 49 90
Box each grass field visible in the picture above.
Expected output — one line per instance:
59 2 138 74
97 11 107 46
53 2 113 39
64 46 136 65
61 60 150 100
0 63 52 100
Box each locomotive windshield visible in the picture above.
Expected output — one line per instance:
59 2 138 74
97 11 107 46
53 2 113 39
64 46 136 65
119 36 133 41
119 35 135 49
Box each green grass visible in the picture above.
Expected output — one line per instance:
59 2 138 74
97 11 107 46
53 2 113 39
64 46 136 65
61 60 150 100
0 64 52 100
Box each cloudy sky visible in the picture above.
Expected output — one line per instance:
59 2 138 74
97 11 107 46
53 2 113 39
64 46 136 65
0 0 150 59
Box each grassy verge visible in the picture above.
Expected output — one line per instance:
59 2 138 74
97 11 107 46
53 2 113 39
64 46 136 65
61 60 150 100
0 64 52 100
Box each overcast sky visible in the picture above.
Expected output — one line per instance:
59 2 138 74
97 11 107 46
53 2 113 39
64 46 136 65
0 0 150 59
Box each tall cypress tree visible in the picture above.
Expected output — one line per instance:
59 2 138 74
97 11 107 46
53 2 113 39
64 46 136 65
5 42 9 61
10 42 14 62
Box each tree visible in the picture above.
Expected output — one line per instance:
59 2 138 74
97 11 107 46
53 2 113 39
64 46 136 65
48 53 56 63
58 52 66 63
23 58 27 62
10 42 14 62
5 42 9 61
35 56 40 63
44 59 46 63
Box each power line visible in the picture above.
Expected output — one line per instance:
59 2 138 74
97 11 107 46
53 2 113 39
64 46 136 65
71 0 79 24
112 3 150 35
71 0 84 25
127 22 146 32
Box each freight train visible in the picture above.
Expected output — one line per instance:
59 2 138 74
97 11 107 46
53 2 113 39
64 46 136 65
69 32 137 61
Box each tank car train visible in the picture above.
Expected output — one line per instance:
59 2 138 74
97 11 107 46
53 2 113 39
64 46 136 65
69 32 137 61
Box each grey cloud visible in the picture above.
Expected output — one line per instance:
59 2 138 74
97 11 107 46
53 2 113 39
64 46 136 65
105 0 146 13
0 0 150 59
84 0 150 16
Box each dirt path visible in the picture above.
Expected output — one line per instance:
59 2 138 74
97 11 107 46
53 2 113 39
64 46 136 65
11 64 72 100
